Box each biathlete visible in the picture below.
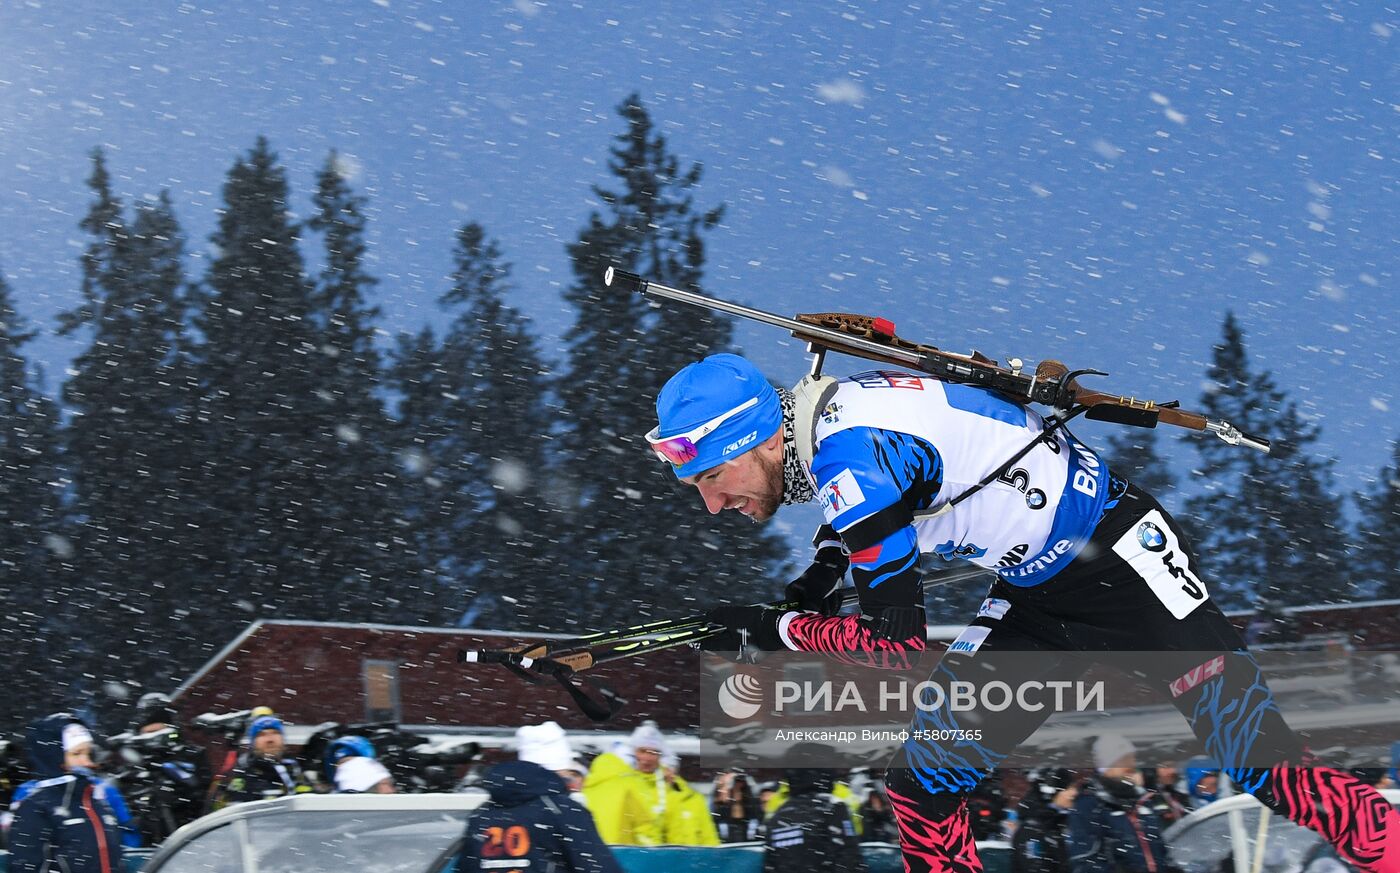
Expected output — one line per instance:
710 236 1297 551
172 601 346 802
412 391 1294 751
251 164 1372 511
647 352 1400 873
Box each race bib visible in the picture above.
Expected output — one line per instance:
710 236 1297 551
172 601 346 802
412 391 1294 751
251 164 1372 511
1112 509 1208 619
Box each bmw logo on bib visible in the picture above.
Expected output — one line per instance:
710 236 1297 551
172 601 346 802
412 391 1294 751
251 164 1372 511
1137 521 1167 552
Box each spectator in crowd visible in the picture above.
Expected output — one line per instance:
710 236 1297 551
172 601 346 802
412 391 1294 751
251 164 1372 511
1068 734 1172 873
967 770 1009 842
516 721 587 805
6 714 126 873
758 781 781 813
579 745 650 845
762 758 867 873
711 768 764 843
215 715 313 806
1184 758 1221 810
582 721 718 846
327 737 395 794
334 756 395 794
457 735 620 873
1012 767 1079 873
757 773 862 830
1141 763 1190 827
858 781 901 845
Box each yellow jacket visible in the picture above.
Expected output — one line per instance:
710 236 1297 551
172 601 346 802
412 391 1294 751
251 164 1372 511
581 752 720 846
655 770 720 846
581 752 653 845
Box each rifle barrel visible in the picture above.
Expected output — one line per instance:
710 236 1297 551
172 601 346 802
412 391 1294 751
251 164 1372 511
605 267 927 368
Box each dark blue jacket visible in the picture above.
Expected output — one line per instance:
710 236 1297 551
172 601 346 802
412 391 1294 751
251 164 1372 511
1067 778 1171 873
458 760 621 873
8 714 124 873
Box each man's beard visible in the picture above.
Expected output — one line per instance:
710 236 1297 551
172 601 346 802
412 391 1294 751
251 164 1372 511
747 446 786 523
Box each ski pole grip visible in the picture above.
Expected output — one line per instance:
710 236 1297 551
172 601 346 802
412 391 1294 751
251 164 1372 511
604 266 646 295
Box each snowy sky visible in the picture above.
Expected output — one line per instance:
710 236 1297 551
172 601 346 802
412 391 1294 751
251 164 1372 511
1 1 1396 554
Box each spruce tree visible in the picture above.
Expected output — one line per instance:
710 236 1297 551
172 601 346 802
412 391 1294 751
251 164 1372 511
57 151 199 712
1354 440 1400 600
388 326 455 616
555 94 785 626
0 270 67 727
391 223 561 629
1182 313 1351 608
305 152 433 621
188 138 373 637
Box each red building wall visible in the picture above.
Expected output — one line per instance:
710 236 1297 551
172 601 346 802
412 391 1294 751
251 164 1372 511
173 621 701 734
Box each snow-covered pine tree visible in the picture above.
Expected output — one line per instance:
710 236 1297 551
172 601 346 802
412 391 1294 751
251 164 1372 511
1101 426 1174 499
554 94 786 627
189 139 401 639
1182 312 1351 609
0 269 66 727
58 151 201 714
390 223 562 630
1353 440 1400 601
305 152 435 622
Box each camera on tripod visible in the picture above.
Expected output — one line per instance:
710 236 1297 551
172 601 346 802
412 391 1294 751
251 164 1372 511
106 725 210 843
191 709 256 743
109 725 183 763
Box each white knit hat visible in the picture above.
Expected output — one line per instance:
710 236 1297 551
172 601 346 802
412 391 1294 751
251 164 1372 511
335 756 393 793
62 723 94 754
516 721 584 774
1092 733 1136 771
628 720 667 754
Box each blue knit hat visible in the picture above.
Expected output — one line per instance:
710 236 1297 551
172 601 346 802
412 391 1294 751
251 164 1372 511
246 715 283 743
327 735 377 764
651 353 781 479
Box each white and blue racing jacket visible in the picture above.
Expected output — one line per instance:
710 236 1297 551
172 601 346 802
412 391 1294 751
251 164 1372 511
809 370 1109 587
778 369 1113 668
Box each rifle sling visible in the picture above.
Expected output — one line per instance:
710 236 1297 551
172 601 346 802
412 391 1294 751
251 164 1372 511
835 408 1088 554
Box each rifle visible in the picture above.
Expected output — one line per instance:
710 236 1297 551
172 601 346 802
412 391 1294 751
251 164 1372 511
604 267 1269 453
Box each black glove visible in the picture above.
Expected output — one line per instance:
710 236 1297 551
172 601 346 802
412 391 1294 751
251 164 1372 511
863 606 928 644
784 546 850 616
700 605 789 653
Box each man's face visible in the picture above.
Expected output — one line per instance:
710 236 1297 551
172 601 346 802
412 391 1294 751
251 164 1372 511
1102 757 1141 785
253 729 285 759
1052 784 1080 810
1105 767 1143 787
679 432 784 523
557 769 585 791
634 746 661 774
